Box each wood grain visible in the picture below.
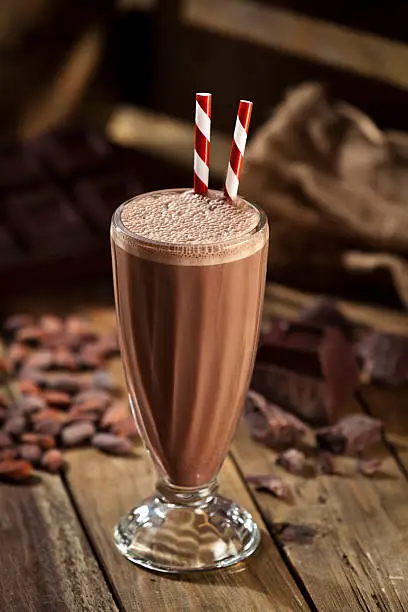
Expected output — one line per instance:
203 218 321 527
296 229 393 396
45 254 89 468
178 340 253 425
0 460 117 612
60 306 307 611
231 286 408 610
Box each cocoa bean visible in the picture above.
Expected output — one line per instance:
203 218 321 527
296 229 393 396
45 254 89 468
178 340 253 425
16 396 46 414
34 419 62 437
0 448 18 461
74 390 111 410
3 314 34 339
15 325 43 346
8 343 29 370
39 315 64 335
93 370 117 393
21 433 56 450
111 418 139 439
65 407 100 424
19 444 42 465
91 433 133 456
61 421 95 447
41 449 64 473
24 350 54 371
47 374 86 395
65 316 97 341
17 369 47 388
77 345 103 370
4 415 26 437
71 398 107 414
101 402 128 428
18 379 41 395
0 459 33 481
52 347 78 371
0 432 12 448
31 408 67 424
42 390 71 409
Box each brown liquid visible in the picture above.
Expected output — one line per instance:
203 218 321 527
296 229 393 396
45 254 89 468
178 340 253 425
111 191 268 487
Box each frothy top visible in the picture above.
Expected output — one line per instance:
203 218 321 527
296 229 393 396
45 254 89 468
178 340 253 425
120 189 259 244
112 189 268 266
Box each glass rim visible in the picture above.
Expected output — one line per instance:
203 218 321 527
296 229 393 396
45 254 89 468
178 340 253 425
111 187 268 250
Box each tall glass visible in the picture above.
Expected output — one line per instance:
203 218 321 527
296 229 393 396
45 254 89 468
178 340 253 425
111 188 268 573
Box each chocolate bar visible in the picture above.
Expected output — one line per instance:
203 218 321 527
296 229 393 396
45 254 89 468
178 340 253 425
0 128 144 293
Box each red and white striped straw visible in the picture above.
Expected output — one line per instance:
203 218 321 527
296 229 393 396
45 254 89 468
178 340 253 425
224 100 253 199
194 93 212 195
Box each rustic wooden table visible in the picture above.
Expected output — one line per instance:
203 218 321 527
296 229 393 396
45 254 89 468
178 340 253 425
1 281 408 611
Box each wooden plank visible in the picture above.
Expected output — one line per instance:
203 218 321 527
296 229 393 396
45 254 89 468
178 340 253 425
61 306 308 611
184 0 408 91
150 20 408 135
0 450 117 612
231 288 408 610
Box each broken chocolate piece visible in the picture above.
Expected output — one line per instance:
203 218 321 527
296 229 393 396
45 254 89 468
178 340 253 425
272 522 316 545
246 473 291 500
299 298 353 339
317 414 383 455
357 331 408 385
245 390 308 448
276 448 306 474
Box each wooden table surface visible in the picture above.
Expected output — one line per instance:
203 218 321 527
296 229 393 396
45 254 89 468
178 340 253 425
1 281 408 612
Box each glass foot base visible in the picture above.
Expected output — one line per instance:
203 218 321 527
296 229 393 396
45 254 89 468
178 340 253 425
113 482 261 573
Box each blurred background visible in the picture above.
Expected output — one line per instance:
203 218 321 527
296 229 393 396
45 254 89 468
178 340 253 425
1 0 408 308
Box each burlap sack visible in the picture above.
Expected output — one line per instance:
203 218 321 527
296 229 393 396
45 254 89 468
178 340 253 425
240 83 408 307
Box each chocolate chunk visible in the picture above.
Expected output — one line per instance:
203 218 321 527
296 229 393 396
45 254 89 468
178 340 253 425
19 444 42 465
317 414 383 455
357 457 382 477
245 390 308 449
75 173 141 232
61 421 95 447
272 522 316 545
41 449 64 473
357 331 408 385
318 328 360 423
4 187 90 255
30 129 111 177
276 449 306 474
246 473 291 500
251 364 328 425
299 298 353 339
91 433 133 456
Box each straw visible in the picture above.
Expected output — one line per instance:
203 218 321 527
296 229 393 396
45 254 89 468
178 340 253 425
224 100 253 199
194 93 212 195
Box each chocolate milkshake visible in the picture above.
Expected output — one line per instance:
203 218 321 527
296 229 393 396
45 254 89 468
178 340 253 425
111 188 268 487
